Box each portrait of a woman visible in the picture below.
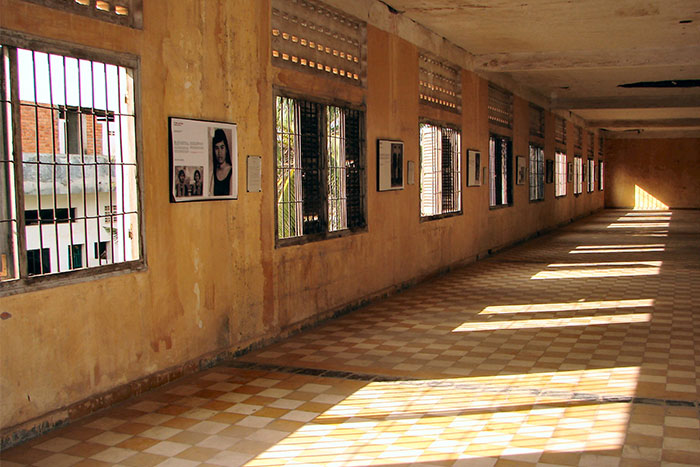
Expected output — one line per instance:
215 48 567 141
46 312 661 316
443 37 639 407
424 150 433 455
210 128 232 196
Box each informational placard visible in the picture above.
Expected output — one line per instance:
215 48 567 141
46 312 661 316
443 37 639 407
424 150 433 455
377 139 404 191
516 156 526 185
169 117 238 202
467 149 481 187
407 160 415 185
247 155 262 193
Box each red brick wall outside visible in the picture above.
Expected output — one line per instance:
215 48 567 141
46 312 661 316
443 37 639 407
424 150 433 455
20 101 103 155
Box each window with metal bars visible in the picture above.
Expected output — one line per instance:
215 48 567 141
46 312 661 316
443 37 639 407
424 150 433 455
21 0 142 29
488 85 513 129
573 155 583 195
275 95 365 242
528 144 544 202
555 151 567 197
0 41 142 287
598 161 604 190
489 134 513 207
555 116 567 146
587 158 595 193
419 123 461 218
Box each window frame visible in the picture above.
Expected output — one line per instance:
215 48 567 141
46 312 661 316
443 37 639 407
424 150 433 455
587 158 595 193
554 151 567 198
573 155 583 195
0 32 146 296
273 88 367 247
489 133 513 208
419 120 462 220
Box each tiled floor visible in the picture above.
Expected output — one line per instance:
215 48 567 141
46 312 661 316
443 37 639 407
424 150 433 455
2 209 699 466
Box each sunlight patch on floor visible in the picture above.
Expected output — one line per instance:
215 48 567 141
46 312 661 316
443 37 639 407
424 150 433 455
244 368 638 466
480 299 654 315
453 313 651 332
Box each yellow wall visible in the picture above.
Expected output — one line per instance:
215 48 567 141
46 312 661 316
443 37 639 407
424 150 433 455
0 0 605 441
605 137 700 209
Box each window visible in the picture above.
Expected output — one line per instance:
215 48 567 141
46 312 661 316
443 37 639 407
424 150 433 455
275 95 365 241
573 156 583 195
587 158 595 193
555 151 567 197
598 161 604 190
27 248 50 276
489 134 513 207
420 123 461 217
528 144 544 201
68 244 83 269
1 41 142 286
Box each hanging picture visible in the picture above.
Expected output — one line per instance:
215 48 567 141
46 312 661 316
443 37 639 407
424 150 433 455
377 139 404 191
516 156 526 185
567 162 574 182
467 149 481 187
169 117 238 202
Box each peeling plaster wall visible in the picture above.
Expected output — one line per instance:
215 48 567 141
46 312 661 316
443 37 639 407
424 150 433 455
605 138 700 209
0 0 603 440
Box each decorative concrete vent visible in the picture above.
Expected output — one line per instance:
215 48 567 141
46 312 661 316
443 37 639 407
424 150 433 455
587 131 595 157
419 53 461 114
555 116 567 145
21 0 142 28
488 84 513 128
575 125 583 149
529 104 544 139
271 0 366 86
598 135 604 156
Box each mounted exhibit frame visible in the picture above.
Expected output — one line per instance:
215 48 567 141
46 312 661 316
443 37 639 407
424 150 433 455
516 156 526 185
467 149 481 187
377 139 404 191
169 117 238 202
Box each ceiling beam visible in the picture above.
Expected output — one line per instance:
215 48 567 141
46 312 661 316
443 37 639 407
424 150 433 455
551 96 700 109
474 46 700 72
588 118 700 129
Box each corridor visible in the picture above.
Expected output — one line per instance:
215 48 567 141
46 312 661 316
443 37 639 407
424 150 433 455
3 209 699 466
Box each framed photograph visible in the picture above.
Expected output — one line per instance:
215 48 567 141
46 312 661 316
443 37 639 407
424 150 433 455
377 139 404 191
516 156 526 185
545 159 554 184
567 162 574 182
169 117 238 202
467 149 481 187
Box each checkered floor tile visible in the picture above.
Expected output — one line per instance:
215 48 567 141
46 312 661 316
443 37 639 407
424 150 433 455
2 209 699 466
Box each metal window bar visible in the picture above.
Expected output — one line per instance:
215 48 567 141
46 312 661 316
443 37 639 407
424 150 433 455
275 96 303 239
419 123 440 216
529 145 544 201
555 151 566 197
441 130 453 213
574 156 583 194
326 105 347 231
1 44 139 282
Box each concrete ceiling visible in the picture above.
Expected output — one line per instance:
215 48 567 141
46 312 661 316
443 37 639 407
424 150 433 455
382 0 700 137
